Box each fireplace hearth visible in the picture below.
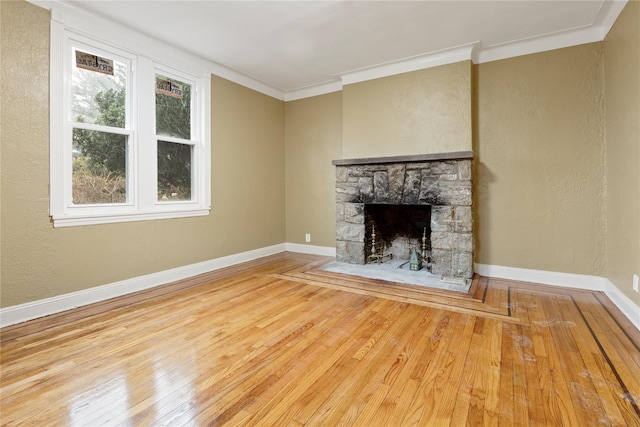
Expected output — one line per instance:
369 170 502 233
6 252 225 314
333 152 474 280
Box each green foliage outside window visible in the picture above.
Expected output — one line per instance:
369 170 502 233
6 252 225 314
156 76 192 201
72 87 127 204
72 76 193 204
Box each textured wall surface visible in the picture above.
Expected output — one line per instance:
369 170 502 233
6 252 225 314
0 1 285 308
1 0 53 307
285 92 342 247
474 44 606 276
604 0 640 305
2 0 637 313
342 61 472 159
210 75 286 255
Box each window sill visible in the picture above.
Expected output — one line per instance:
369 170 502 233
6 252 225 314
51 208 210 228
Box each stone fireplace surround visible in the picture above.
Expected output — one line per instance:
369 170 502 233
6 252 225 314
333 151 474 279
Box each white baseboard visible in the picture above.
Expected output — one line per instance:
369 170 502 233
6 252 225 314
603 279 640 331
285 243 336 257
0 243 286 328
4 252 636 332
474 263 607 290
475 263 640 331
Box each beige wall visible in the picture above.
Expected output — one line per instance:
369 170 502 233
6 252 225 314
0 1 285 308
285 92 342 247
604 0 640 305
342 61 472 159
211 76 286 255
474 44 606 276
2 0 638 313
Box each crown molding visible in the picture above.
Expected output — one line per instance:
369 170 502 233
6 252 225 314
475 25 602 64
287 0 627 99
283 42 480 100
339 42 480 86
28 0 287 101
211 67 285 101
593 0 628 39
284 80 343 102
475 0 627 64
27 0 628 102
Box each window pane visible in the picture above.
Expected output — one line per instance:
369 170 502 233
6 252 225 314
157 140 192 201
155 75 191 140
71 49 126 127
72 129 127 204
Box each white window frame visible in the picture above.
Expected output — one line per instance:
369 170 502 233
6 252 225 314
64 35 136 215
152 66 201 209
49 8 210 227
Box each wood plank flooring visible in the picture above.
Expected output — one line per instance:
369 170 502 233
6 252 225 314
1 252 639 426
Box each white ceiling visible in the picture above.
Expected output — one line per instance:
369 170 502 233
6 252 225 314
63 0 625 99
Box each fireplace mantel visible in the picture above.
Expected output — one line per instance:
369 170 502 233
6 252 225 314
332 151 474 167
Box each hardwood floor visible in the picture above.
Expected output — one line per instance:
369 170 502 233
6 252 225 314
1 252 639 426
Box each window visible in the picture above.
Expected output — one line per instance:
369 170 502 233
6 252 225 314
155 72 194 202
70 44 132 206
50 19 210 227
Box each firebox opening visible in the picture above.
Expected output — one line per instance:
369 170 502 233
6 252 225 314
364 204 431 264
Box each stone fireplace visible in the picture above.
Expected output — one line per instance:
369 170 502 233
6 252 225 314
333 151 474 279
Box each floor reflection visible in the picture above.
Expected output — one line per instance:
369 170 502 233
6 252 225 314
69 372 131 427
152 352 197 425
66 350 198 426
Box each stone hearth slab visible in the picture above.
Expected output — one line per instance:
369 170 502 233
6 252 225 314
320 259 471 293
